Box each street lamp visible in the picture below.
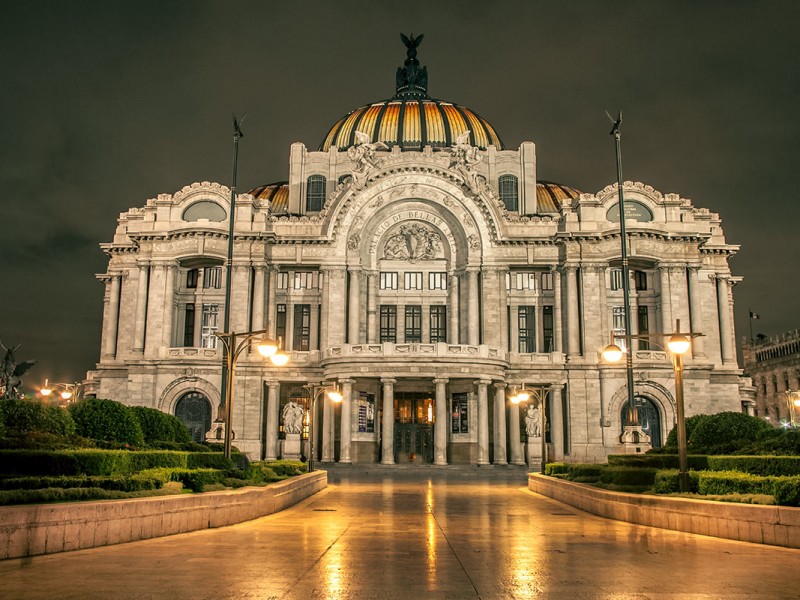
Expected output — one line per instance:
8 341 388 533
602 319 701 492
510 385 548 473
40 379 82 404
216 329 288 460
302 383 343 472
785 390 800 428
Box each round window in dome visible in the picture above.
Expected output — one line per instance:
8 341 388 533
182 201 226 222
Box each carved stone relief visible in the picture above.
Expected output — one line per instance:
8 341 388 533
383 223 442 261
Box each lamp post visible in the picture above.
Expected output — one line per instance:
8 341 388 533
602 319 701 492
302 383 343 472
510 386 549 473
216 329 288 460
40 379 82 405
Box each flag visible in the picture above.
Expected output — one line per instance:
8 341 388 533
749 311 760 320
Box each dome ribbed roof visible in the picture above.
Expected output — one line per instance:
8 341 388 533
250 181 289 213
536 181 581 213
319 34 503 152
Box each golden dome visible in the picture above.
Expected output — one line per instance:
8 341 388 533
250 181 288 213
536 181 581 213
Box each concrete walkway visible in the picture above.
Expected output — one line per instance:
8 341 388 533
1 471 798 599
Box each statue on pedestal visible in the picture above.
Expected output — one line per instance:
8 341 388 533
282 401 304 435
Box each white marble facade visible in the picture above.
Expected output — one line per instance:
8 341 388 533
89 50 753 465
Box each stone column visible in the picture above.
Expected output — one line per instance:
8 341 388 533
434 378 449 465
549 385 564 461
285 298 294 351
381 378 396 464
476 379 491 465
467 268 480 345
348 268 361 344
265 382 280 460
162 263 176 348
133 262 149 353
230 264 251 333
266 267 277 338
144 263 166 356
493 382 507 464
321 387 334 463
565 266 580 357
497 269 509 352
716 276 736 365
366 271 378 343
448 272 460 344
252 265 266 331
687 267 706 358
102 274 121 359
319 268 329 350
327 267 347 346
659 265 672 335
339 378 354 463
597 266 608 345
509 396 524 465
553 269 563 353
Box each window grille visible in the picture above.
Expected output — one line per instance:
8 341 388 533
404 272 423 290
430 305 447 342
428 272 448 290
379 272 398 290
498 175 519 211
518 306 536 353
201 304 219 348
404 305 422 342
380 305 397 342
306 175 326 212
203 267 222 289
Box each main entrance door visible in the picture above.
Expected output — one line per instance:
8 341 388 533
175 392 212 442
394 392 434 463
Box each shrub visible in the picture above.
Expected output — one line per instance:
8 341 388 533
599 466 658 487
68 398 144 446
706 455 800 477
0 475 161 492
664 414 712 449
0 487 131 505
0 449 193 477
187 453 235 470
774 479 800 506
129 406 191 444
607 454 710 470
264 460 307 477
653 469 700 494
169 468 225 492
244 462 280 483
0 398 76 436
741 429 800 456
545 463 570 476
667 412 773 454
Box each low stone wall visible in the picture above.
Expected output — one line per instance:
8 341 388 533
0 471 327 560
529 473 800 549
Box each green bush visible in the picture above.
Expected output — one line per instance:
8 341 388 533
169 468 225 492
607 454 710 470
129 406 191 444
0 449 195 477
264 460 307 477
0 487 131 505
0 450 81 476
68 398 144 446
653 469 700 494
666 412 773 454
244 462 281 483
0 475 161 492
664 414 712 449
706 455 800 476
741 428 800 456
0 398 76 436
598 466 658 487
544 462 570 476
187 452 235 470
774 479 800 506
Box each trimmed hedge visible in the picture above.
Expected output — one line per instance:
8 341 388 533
608 454 710 470
0 487 132 505
0 398 76 436
654 469 800 506
264 460 307 477
610 454 800 477
187 452 236 470
130 406 192 444
0 475 161 492
168 468 226 492
68 398 144 446
664 412 774 455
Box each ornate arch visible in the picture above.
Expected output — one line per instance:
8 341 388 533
607 379 676 439
159 376 221 414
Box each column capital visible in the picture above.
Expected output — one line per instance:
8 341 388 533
347 266 362 274
493 382 507 390
381 378 397 385
474 379 492 387
253 263 267 272
433 378 449 385
563 264 578 273
339 377 356 384
266 381 281 389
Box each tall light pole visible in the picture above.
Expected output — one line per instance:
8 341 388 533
216 329 287 460
608 112 638 431
219 116 245 423
302 383 343 472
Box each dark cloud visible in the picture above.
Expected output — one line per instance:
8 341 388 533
2 0 798 387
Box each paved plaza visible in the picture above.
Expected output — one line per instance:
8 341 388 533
1 471 798 599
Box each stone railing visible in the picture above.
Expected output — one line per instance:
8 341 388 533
324 342 506 362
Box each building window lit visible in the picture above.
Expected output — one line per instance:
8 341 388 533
405 305 422 342
293 271 319 289
380 305 397 342
430 305 447 342
612 306 627 351
498 174 519 211
518 306 536 353
428 272 448 290
507 272 537 291
380 272 398 290
610 268 623 290
203 267 221 289
293 304 311 351
306 175 326 212
541 272 554 290
404 272 423 290
201 304 219 348
277 272 289 289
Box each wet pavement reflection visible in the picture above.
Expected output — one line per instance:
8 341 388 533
1 471 798 599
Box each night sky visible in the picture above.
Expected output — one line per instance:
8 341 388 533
2 1 798 390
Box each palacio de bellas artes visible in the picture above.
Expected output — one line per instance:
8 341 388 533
87 35 754 468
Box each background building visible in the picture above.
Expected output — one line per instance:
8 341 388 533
743 330 800 423
88 41 753 464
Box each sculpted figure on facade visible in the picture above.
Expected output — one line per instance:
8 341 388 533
281 401 304 435
348 131 388 189
448 130 483 194
0 343 36 400
525 403 541 438
383 223 442 262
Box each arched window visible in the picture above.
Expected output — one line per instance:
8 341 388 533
306 175 326 212
175 392 212 442
621 396 662 448
498 175 519 211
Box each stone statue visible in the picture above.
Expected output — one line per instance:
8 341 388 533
282 401 305 435
0 342 37 400
396 33 428 92
347 130 388 189
525 403 541 439
448 130 483 194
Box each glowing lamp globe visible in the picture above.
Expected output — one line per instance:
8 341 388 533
667 334 691 355
270 351 290 367
256 337 279 357
602 344 624 363
327 389 344 402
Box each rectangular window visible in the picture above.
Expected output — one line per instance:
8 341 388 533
379 305 397 342
542 305 554 352
634 270 648 291
200 304 219 348
612 306 627 351
277 272 289 290
637 306 650 350
293 271 319 289
276 304 287 346
183 303 195 347
510 272 537 291
293 304 311 351
404 272 423 290
186 269 198 289
428 272 448 290
203 267 222 289
430 305 447 342
541 272 554 291
404 305 422 342
451 393 469 434
518 306 536 353
610 268 623 290
379 272 398 290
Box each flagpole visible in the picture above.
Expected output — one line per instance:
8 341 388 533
748 307 754 343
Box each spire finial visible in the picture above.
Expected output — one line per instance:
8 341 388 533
395 33 428 99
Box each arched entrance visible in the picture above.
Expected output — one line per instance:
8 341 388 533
175 392 212 442
621 396 662 448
